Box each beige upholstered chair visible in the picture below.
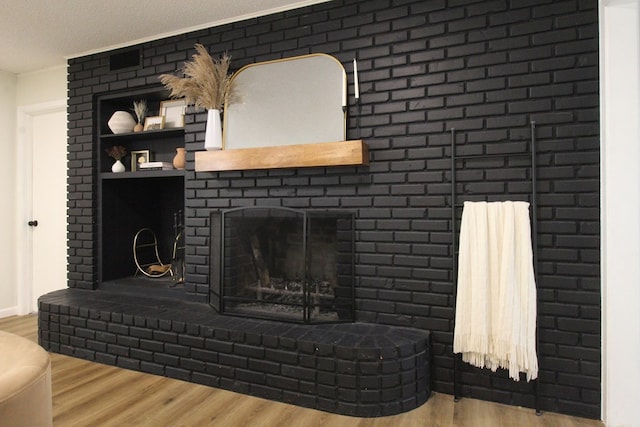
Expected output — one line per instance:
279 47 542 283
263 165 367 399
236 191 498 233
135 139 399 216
0 330 52 427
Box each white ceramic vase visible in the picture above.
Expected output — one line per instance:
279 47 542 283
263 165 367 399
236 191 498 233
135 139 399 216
111 159 125 173
108 111 136 134
204 109 222 150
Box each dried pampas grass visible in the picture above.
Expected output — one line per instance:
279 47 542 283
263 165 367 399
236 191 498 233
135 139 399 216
159 44 235 111
132 99 147 123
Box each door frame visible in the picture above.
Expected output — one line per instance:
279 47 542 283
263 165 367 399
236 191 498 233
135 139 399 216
16 100 67 315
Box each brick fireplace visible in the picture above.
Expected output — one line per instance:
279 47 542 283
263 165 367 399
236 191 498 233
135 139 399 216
42 0 601 420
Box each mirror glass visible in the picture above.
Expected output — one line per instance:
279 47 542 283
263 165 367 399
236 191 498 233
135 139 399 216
223 54 346 149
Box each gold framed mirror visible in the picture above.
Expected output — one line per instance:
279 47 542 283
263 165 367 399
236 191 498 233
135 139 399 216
223 53 347 150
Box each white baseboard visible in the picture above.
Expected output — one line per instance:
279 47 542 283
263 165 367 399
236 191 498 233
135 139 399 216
0 306 19 319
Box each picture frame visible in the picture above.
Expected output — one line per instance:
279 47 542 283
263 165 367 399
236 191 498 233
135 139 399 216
143 116 165 131
160 99 187 128
131 150 151 171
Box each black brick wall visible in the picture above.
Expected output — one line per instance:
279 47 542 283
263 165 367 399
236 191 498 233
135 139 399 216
66 0 600 419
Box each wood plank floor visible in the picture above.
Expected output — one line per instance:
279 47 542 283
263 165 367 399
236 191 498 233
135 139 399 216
1 315 604 427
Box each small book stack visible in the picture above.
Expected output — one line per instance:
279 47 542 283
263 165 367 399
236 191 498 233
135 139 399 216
139 162 174 171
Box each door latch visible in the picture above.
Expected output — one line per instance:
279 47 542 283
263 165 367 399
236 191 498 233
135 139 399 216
28 220 38 227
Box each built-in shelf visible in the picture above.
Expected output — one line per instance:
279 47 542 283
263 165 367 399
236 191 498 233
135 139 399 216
100 169 185 180
100 128 184 141
195 140 369 172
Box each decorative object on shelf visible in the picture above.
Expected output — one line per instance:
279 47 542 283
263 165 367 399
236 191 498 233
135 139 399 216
160 99 187 128
353 58 360 100
132 99 147 132
173 147 186 170
353 58 361 138
139 161 174 171
105 145 127 173
204 109 222 150
107 111 136 134
143 115 165 131
159 43 236 151
131 149 151 171
111 160 125 173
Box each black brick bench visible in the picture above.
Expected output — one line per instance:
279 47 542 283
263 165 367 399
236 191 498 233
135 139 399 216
38 289 431 417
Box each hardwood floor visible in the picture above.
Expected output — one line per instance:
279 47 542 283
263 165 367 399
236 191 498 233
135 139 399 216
1 315 604 427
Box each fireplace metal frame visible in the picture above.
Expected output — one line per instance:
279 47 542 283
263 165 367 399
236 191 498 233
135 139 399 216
210 206 355 324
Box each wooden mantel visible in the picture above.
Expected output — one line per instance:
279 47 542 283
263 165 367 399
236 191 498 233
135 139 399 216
195 140 369 172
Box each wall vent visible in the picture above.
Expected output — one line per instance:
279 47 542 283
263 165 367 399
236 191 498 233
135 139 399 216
109 48 141 71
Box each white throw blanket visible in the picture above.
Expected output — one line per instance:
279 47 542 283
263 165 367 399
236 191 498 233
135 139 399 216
453 201 538 381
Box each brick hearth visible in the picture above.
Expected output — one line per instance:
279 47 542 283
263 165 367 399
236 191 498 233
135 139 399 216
39 289 430 417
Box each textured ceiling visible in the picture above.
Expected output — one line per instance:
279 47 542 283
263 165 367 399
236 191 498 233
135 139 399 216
0 0 328 74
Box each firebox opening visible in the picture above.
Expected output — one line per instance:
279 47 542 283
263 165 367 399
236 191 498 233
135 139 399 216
211 207 355 324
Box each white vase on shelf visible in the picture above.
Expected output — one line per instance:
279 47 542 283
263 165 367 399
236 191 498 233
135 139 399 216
108 111 136 134
204 109 222 150
111 159 125 173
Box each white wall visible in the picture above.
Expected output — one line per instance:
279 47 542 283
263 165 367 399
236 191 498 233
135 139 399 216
0 71 17 316
0 65 67 317
16 65 67 107
600 1 640 426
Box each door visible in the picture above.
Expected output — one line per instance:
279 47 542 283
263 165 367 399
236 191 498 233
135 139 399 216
17 102 68 313
31 109 67 311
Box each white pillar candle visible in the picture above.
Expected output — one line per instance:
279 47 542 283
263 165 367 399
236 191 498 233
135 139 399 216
342 75 347 107
353 58 360 100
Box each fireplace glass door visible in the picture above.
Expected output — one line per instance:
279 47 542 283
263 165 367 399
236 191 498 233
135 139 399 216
212 207 354 323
